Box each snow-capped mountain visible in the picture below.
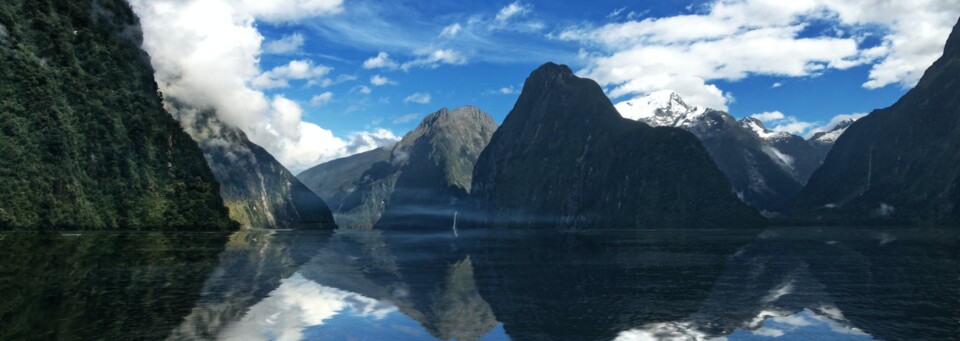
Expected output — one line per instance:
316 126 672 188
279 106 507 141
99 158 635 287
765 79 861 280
615 90 707 128
615 91 825 210
808 119 857 156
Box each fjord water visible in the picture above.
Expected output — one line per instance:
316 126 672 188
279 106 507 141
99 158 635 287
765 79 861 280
0 227 955 340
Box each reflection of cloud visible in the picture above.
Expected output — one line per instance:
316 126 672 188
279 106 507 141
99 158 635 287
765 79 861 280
616 307 872 340
219 273 396 341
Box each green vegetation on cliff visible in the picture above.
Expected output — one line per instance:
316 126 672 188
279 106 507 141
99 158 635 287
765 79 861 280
0 0 235 230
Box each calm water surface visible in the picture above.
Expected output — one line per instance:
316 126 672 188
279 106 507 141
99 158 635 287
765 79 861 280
0 226 956 340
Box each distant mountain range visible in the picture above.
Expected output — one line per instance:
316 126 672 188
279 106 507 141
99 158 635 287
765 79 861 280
470 63 763 228
298 106 497 229
615 91 845 210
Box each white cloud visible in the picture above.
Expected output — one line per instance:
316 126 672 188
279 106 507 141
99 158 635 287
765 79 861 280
362 51 398 69
400 49 467 71
751 111 786 122
392 113 420 124
495 1 532 24
238 0 344 23
403 92 431 104
440 23 462 38
264 32 305 54
750 110 818 135
772 82 782 88
353 85 372 95
497 86 519 95
310 92 334 106
253 59 332 89
559 0 960 110
370 74 395 86
308 74 356 88
128 0 400 173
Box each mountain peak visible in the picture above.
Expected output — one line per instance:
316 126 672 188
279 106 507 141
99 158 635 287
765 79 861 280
530 62 575 80
615 90 706 127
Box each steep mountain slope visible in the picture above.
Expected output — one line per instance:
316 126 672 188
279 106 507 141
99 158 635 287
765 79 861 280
786 18 960 225
616 92 823 210
470 63 763 228
0 0 234 230
299 106 498 229
169 105 337 230
298 147 391 208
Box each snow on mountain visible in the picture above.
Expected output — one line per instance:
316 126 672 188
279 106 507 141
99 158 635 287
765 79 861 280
740 117 794 141
809 119 857 145
615 90 706 128
615 91 826 210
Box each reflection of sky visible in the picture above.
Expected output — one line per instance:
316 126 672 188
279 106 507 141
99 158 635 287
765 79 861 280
218 273 510 340
616 308 875 341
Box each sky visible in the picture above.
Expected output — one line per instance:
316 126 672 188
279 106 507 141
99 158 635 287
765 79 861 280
127 0 960 173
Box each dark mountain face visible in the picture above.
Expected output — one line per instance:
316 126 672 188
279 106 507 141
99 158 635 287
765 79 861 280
298 106 498 229
689 112 822 210
618 93 825 210
0 0 234 230
298 147 391 209
470 63 764 228
785 18 960 225
170 105 336 230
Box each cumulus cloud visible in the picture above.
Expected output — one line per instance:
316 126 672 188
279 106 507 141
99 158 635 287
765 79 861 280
264 32 305 54
362 51 398 69
559 0 960 110
310 92 334 106
128 0 397 173
404 92 431 104
495 1 532 24
749 111 819 135
370 74 395 86
353 85 372 95
772 82 782 88
440 23 462 38
253 59 332 89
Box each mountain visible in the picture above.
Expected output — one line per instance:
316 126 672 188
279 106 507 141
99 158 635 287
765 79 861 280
785 18 960 225
298 106 498 229
808 118 857 156
616 92 824 210
298 147 391 208
0 0 234 230
470 63 763 228
169 105 337 230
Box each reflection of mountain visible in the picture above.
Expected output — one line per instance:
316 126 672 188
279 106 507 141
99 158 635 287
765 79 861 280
174 228 498 341
298 230 498 341
614 227 959 340
469 229 758 340
169 230 332 340
0 232 227 340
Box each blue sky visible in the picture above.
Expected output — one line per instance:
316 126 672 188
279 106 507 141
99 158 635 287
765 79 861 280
129 0 960 172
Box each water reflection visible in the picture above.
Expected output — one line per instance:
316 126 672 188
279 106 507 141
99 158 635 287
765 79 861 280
2 226 955 340
0 232 228 340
